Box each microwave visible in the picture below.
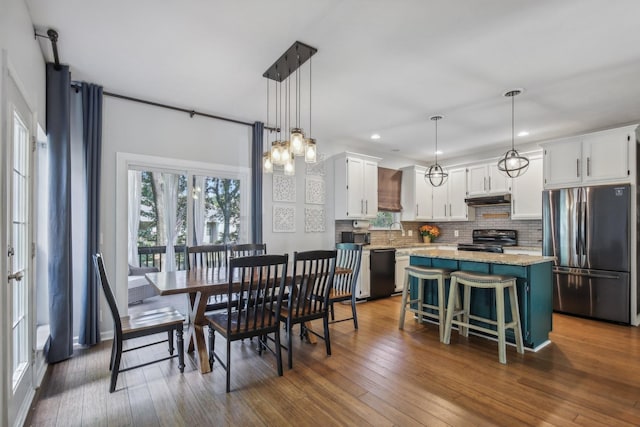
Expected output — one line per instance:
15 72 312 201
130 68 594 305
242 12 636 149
342 231 371 245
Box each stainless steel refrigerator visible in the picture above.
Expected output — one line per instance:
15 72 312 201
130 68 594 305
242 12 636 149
542 184 630 324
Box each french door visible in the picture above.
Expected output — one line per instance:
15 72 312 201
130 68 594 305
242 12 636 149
4 67 34 427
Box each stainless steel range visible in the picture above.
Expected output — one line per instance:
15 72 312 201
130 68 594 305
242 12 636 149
457 229 517 253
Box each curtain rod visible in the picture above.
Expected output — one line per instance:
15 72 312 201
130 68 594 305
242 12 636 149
70 82 277 130
35 29 61 70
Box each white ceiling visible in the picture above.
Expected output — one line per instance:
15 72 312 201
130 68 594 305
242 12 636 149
26 0 640 162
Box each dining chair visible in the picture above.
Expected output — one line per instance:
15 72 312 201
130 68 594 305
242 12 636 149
185 244 228 270
185 244 232 311
93 253 185 393
280 250 337 369
229 243 267 258
329 243 362 329
206 254 288 392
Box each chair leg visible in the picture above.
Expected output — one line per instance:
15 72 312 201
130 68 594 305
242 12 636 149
109 340 116 371
168 330 174 355
323 315 331 356
275 329 283 377
496 285 507 364
287 320 294 369
461 284 471 337
176 325 185 373
330 302 335 321
443 277 458 345
399 269 410 329
351 297 359 330
208 327 215 369
110 337 123 393
508 283 524 355
436 276 445 342
225 338 232 393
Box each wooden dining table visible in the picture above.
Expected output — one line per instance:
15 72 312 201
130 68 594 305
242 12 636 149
145 266 350 374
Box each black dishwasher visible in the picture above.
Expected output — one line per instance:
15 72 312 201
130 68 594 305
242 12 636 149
369 248 396 299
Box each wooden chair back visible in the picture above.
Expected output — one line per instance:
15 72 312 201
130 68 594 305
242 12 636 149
289 250 337 321
333 243 362 297
93 253 123 341
226 254 288 336
186 244 228 270
229 243 267 258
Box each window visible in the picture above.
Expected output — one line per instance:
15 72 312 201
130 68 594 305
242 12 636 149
369 211 401 229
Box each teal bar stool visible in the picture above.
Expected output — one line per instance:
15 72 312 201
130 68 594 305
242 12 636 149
442 270 524 364
398 265 452 341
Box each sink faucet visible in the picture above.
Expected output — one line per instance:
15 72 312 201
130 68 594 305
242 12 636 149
387 221 404 244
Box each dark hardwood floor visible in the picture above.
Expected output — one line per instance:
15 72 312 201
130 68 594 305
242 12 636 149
25 295 640 426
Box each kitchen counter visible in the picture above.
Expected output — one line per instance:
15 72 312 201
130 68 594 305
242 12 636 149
409 249 554 266
410 251 553 350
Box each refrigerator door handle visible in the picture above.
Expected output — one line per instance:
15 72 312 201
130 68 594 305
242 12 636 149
552 268 620 280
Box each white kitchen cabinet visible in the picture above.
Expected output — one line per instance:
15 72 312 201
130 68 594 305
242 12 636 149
355 250 370 299
395 255 409 292
400 166 433 221
334 152 382 220
467 163 509 197
432 167 474 221
511 153 543 219
542 126 634 188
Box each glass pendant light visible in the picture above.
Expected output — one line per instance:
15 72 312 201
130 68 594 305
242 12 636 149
263 152 273 173
498 89 529 178
304 54 317 163
425 115 449 187
284 152 295 175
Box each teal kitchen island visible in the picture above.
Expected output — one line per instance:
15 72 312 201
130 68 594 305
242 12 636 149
409 249 555 350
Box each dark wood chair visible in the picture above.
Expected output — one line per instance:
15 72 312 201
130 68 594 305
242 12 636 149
185 245 232 311
329 243 362 329
206 254 288 392
93 253 185 393
185 244 228 270
280 250 336 369
229 243 267 258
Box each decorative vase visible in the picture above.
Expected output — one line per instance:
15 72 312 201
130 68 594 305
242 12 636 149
422 235 431 243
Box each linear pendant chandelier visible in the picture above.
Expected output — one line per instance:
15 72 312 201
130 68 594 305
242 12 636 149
262 41 318 175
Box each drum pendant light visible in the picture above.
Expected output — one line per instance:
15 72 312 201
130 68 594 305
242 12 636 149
424 115 448 187
497 89 529 178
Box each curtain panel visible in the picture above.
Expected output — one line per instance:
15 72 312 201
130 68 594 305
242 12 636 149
378 167 403 212
251 122 264 244
79 82 103 346
44 63 74 363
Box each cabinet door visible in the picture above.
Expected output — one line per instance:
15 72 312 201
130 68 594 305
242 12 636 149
356 251 371 298
395 256 410 292
448 168 469 221
543 138 582 188
466 164 488 197
362 160 378 219
432 183 448 220
346 157 364 218
415 170 433 220
488 163 509 194
511 154 543 219
582 129 630 184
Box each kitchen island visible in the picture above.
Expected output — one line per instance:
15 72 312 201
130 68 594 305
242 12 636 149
410 249 554 350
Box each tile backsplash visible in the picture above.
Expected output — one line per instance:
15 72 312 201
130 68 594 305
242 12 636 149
335 205 542 247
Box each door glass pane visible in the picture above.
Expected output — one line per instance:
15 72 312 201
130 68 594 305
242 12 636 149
193 175 240 244
11 111 29 388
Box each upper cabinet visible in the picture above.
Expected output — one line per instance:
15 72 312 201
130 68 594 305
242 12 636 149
511 152 543 219
400 166 433 221
466 162 510 197
334 152 381 220
432 167 474 221
541 126 635 189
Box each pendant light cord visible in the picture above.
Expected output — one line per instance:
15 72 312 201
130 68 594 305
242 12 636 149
434 118 439 164
511 93 515 150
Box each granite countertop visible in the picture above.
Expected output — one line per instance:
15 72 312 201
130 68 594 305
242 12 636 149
409 249 554 266
366 243 542 254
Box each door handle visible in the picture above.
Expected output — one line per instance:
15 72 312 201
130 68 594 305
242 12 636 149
8 271 23 282
416 204 419 217
483 177 486 192
365 200 368 214
488 176 491 191
361 199 364 214
576 159 580 177
587 157 590 176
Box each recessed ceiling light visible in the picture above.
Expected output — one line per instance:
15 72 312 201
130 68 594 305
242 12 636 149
391 149 399 152
518 131 529 137
370 134 381 140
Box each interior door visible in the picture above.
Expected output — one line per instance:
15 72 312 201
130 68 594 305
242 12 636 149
5 71 34 426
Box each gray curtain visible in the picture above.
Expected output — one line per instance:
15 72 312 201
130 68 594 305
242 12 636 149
251 122 264 244
44 63 73 363
79 82 102 346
